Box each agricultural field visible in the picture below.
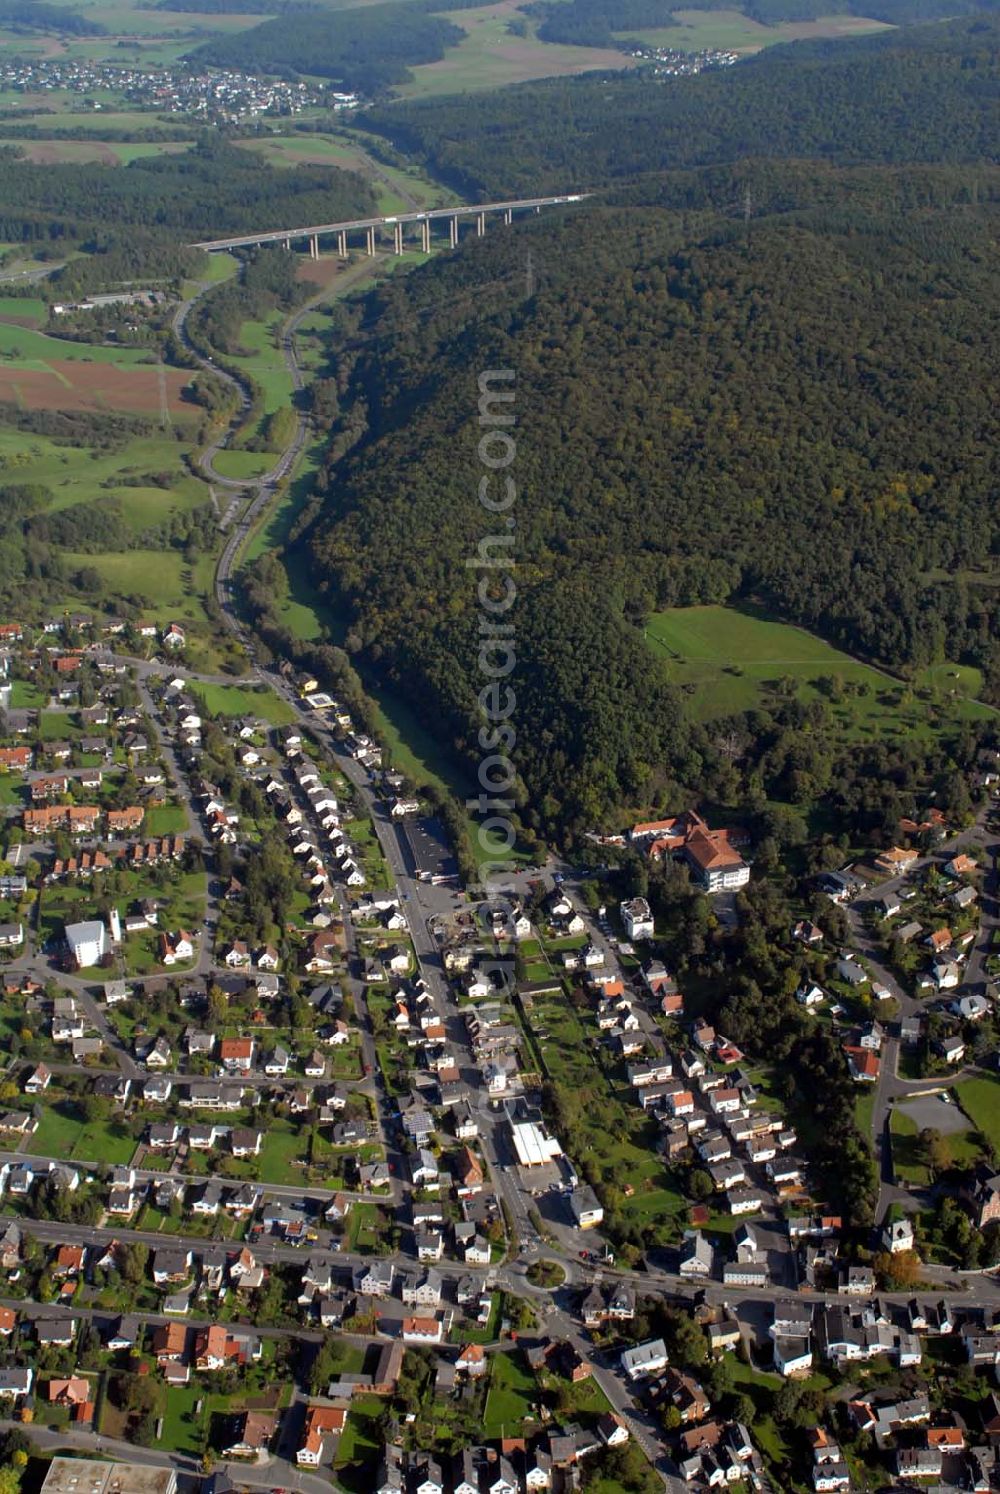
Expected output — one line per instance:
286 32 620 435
236 129 457 213
394 1 892 98
0 319 195 417
399 0 635 99
58 547 218 624
11 139 192 166
0 297 47 328
646 604 995 736
0 289 239 658
634 8 890 53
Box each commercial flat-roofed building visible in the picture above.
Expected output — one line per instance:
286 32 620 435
42 1460 177 1494
510 1119 562 1168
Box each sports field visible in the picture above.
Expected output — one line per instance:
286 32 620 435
646 605 995 735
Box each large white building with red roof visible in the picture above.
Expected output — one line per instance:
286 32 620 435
631 811 749 893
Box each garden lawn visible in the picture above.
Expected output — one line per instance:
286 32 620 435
483 1351 537 1437
157 1383 203 1456
336 1392 385 1468
256 1121 310 1184
30 1103 84 1156
855 1088 877 1140
891 1107 929 1186
144 805 188 836
955 1076 1000 1152
8 680 46 708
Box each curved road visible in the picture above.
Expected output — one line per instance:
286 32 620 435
172 255 389 627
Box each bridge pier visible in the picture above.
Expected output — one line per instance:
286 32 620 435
366 226 375 256
449 216 458 249
283 236 292 250
309 235 319 259
503 208 512 226
476 212 485 237
394 222 403 255
421 218 430 254
337 230 347 259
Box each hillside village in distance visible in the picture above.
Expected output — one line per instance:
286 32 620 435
0 615 990 1494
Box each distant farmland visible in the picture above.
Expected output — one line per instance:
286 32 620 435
646 605 994 738
0 322 194 416
0 359 193 415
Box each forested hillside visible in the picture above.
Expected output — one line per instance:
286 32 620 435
305 159 1000 837
189 5 465 91
363 16 1000 196
0 139 376 247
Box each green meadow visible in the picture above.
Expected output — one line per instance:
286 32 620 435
0 318 168 365
646 605 995 736
191 681 297 724
954 1076 1000 1154
227 313 295 420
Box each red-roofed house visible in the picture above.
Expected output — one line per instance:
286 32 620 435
297 1404 347 1466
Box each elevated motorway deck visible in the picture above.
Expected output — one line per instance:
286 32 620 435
190 193 589 252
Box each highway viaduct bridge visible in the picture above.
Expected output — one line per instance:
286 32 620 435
190 193 589 257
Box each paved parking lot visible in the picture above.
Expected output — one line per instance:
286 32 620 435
897 1093 969 1134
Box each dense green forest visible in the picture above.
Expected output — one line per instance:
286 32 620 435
0 0 105 33
189 5 465 91
302 155 1000 838
527 0 678 49
45 235 206 301
0 139 375 247
363 16 1000 196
